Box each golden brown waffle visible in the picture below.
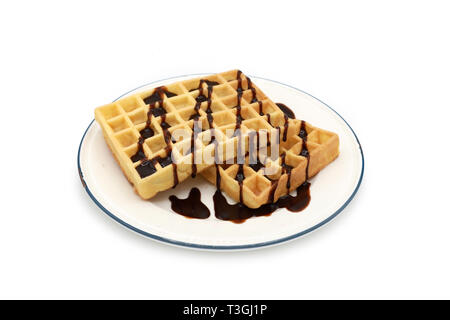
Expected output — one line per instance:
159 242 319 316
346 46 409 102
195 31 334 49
201 119 339 208
95 70 289 199
95 69 339 204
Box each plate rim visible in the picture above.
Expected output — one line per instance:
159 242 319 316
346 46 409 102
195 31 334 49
77 74 365 250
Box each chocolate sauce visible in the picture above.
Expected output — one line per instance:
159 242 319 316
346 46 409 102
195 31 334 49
189 80 219 92
257 101 263 116
143 86 177 105
196 94 208 103
140 126 154 139
143 91 162 105
268 180 279 203
134 87 179 186
214 144 311 223
235 105 243 129
131 149 146 163
192 79 215 129
276 103 296 119
299 120 307 140
159 114 171 143
131 101 155 162
189 79 218 177
154 155 173 168
166 71 312 223
213 190 272 223
299 121 310 180
151 106 167 117
249 159 264 172
232 71 246 203
247 77 258 103
205 80 219 87
232 71 244 137
213 182 311 223
235 164 245 203
131 137 146 163
158 113 178 188
281 153 293 191
141 103 155 138
192 79 208 120
212 73 312 222
206 111 214 131
169 188 210 219
165 91 177 98
135 159 157 178
205 85 214 130
277 182 311 211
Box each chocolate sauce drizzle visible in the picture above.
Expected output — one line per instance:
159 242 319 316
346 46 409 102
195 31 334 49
188 79 218 177
168 80 219 220
256 102 263 115
248 131 264 172
231 70 244 138
143 86 177 105
133 86 179 188
276 103 296 119
281 153 293 191
212 74 312 223
299 120 310 180
165 72 311 222
247 77 258 103
205 83 215 129
160 114 179 187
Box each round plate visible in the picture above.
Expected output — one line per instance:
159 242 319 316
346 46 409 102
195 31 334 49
78 74 364 250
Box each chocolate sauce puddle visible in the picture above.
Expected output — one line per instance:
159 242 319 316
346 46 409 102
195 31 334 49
213 182 311 223
169 188 210 219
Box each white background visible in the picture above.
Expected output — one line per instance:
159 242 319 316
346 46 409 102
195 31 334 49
1 0 449 299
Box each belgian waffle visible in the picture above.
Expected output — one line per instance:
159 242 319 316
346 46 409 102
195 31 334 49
201 119 340 208
95 70 288 199
95 69 339 205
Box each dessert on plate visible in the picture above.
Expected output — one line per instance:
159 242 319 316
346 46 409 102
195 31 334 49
94 70 339 213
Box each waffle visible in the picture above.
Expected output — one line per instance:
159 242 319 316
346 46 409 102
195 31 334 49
95 69 339 204
95 70 287 199
201 118 339 208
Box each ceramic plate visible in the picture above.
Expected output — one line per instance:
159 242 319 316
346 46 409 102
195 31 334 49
78 74 364 250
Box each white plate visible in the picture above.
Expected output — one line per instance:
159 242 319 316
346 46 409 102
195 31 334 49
78 74 364 250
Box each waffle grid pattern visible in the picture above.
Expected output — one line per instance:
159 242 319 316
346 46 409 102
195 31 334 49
201 120 340 208
95 70 299 200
